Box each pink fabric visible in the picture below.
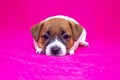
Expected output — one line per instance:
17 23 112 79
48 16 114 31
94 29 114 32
0 0 120 80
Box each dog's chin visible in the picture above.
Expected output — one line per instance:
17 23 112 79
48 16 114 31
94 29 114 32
45 52 66 56
45 46 67 56
45 53 66 57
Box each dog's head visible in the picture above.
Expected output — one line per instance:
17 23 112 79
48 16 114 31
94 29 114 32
31 18 83 56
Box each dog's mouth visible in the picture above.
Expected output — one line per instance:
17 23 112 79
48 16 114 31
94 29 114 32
41 48 67 56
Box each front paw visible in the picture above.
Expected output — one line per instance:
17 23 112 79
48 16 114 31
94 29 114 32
69 49 75 55
36 48 42 54
79 41 89 47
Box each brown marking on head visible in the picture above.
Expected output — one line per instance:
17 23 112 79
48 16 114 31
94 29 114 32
30 21 44 42
68 21 83 41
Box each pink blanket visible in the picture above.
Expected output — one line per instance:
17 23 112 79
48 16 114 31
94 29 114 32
0 0 120 80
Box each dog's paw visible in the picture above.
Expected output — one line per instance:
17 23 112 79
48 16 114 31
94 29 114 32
69 49 75 55
79 41 89 47
36 48 42 54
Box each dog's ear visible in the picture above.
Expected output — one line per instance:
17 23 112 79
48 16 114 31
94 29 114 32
68 21 83 41
30 21 44 42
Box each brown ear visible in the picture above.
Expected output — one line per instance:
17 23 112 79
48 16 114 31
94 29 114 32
68 21 83 41
30 21 44 42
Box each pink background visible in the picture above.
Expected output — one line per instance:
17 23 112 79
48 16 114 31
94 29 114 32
0 0 120 80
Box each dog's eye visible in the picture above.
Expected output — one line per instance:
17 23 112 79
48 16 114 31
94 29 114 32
63 34 70 40
42 34 49 40
61 30 65 35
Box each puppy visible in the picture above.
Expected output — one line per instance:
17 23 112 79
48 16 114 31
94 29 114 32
31 15 89 56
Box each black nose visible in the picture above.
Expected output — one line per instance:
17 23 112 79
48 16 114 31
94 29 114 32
51 46 61 55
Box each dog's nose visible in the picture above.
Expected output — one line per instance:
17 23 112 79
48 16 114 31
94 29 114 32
51 46 61 55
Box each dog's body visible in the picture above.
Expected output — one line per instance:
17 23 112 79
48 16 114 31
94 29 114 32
31 15 88 56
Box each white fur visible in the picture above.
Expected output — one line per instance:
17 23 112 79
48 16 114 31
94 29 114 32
69 28 89 55
45 38 67 56
33 40 42 54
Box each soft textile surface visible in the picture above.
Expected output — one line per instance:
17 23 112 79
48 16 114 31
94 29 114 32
0 0 120 80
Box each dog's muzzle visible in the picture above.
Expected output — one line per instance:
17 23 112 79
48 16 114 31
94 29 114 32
45 38 66 56
51 46 61 55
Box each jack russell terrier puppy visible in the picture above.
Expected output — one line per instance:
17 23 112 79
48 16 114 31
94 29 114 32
31 15 89 56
